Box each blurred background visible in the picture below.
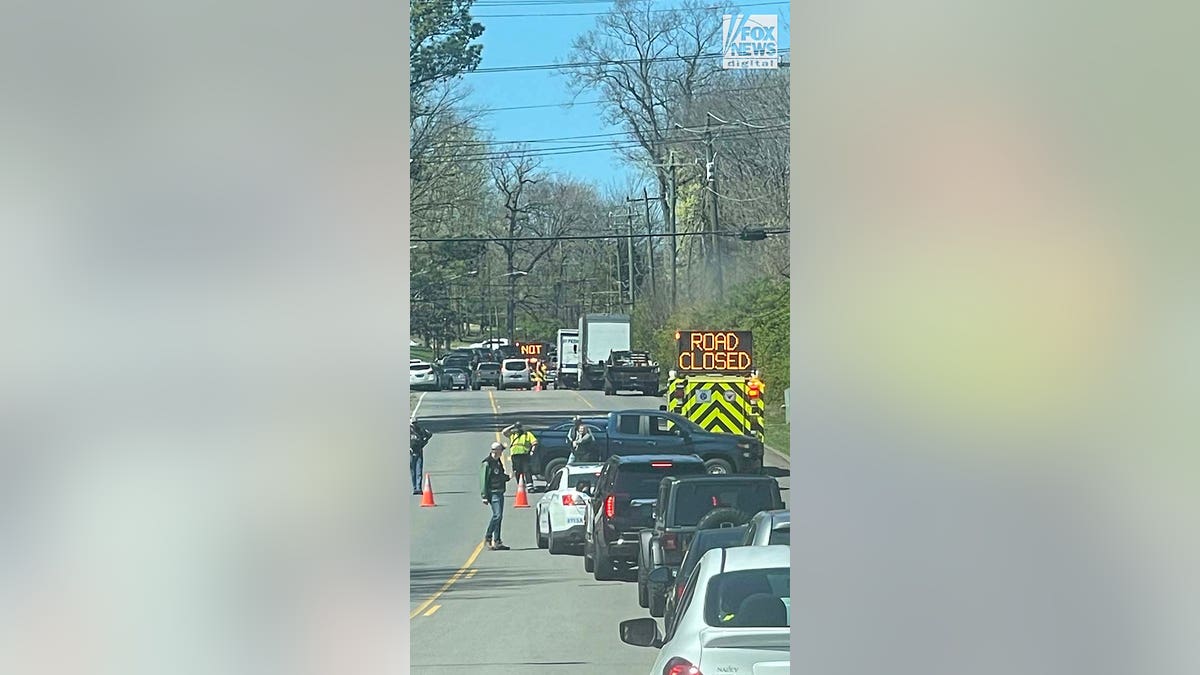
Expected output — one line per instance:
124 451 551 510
792 1 1197 674
0 1 408 673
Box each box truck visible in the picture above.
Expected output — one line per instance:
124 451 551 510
578 314 631 390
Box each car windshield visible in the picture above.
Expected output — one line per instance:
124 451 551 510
616 462 705 498
705 567 790 628
410 365 431 372
444 368 466 375
478 363 500 372
503 362 526 371
672 483 778 526
680 527 747 580
610 351 653 367
768 527 790 545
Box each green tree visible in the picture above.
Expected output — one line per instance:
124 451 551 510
410 0 485 95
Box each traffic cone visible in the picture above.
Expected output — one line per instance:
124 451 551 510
534 380 542 392
420 473 437 507
513 476 530 508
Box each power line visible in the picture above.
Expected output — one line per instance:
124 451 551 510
415 124 789 162
466 48 790 74
478 81 788 113
475 1 785 18
444 115 789 146
410 228 789 243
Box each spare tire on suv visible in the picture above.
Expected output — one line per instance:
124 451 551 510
695 507 751 530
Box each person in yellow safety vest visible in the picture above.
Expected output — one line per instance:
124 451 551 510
500 422 539 491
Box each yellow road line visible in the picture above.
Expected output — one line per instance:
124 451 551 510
488 390 498 415
573 391 596 408
465 568 478 579
410 541 486 619
423 604 442 617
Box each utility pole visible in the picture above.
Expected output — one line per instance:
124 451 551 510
643 186 655 293
626 202 636 310
705 115 725 299
668 150 678 312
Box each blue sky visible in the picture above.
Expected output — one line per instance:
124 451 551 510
458 1 790 188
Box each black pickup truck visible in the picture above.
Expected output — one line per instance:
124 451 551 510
603 350 661 396
530 409 764 479
637 474 784 616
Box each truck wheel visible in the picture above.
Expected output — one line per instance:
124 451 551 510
593 547 617 581
696 506 751 530
603 383 615 396
583 538 595 573
543 458 566 483
472 383 481 391
704 458 733 475
648 589 666 617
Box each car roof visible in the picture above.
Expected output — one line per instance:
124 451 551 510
700 543 790 573
753 509 790 528
501 358 528 365
566 462 604 472
610 454 704 465
670 475 778 485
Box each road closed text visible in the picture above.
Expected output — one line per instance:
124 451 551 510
675 330 753 373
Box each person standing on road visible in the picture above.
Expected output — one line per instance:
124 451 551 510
566 416 596 463
481 442 511 550
500 422 538 491
410 416 433 495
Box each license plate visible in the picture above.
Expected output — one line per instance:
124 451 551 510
565 516 583 525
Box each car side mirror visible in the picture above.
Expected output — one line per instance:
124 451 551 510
619 618 663 648
647 566 674 586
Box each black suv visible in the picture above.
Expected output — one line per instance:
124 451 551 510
584 454 707 581
472 362 501 389
638 474 783 616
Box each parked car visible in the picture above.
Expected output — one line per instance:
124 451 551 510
584 454 707 581
742 509 790 546
659 524 749 632
409 361 440 391
620 545 791 675
441 366 470 390
530 409 764 476
472 362 501 389
639 475 784 616
529 417 609 481
534 462 605 553
499 358 532 390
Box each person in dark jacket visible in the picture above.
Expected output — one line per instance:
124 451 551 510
480 442 511 550
566 416 597 463
410 417 433 495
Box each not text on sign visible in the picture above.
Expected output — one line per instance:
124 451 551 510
675 330 754 373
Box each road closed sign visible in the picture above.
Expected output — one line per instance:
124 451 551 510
674 330 753 374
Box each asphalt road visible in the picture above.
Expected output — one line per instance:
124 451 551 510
409 387 791 674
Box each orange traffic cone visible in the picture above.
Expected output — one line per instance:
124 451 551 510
420 473 437 507
513 476 530 508
534 380 542 392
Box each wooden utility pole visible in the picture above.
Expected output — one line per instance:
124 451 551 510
626 203 636 309
668 151 678 312
705 116 724 299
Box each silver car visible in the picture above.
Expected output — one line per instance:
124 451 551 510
742 509 790 546
498 358 531 390
620 545 791 675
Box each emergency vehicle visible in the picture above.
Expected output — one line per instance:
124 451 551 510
665 330 766 443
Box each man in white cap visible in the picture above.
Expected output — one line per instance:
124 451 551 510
479 441 511 550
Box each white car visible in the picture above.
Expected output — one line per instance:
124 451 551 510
534 463 604 554
409 361 439 391
620 545 790 675
498 358 531 390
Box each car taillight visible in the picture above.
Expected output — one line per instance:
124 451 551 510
562 494 575 506
664 657 702 675
650 461 673 468
604 494 615 519
662 533 677 550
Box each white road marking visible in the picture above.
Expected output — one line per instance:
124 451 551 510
411 391 428 418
